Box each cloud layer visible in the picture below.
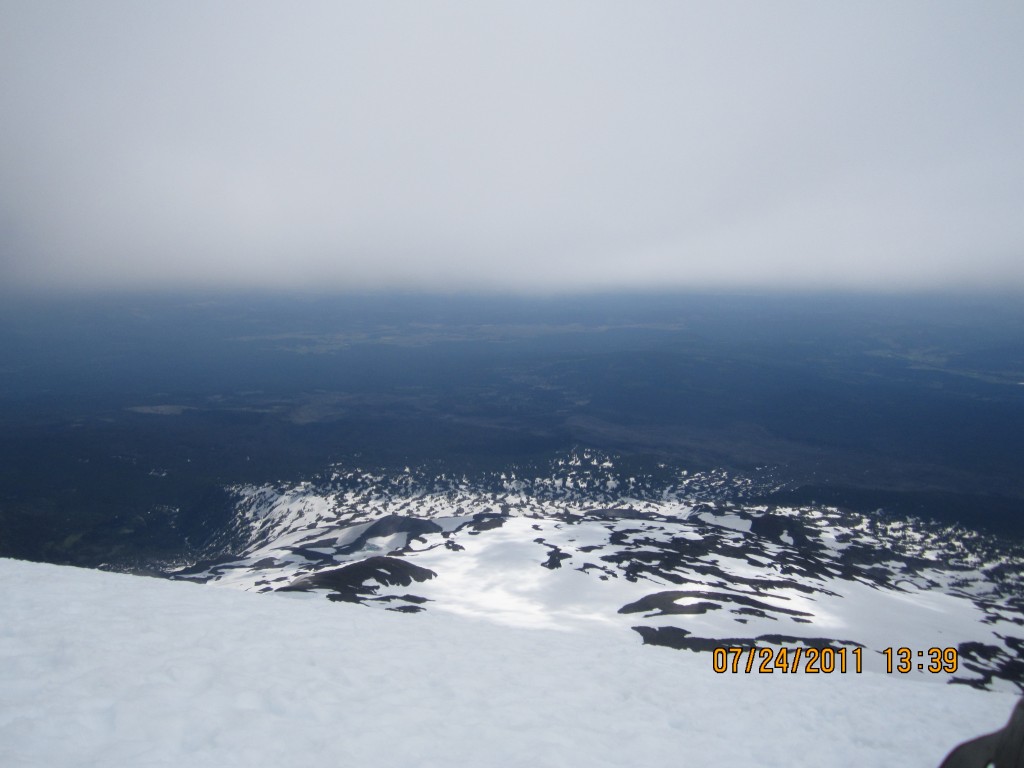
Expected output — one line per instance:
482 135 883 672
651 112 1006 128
2 1 1022 293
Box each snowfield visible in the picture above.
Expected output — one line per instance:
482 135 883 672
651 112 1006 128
174 455 1024 692
0 557 1017 768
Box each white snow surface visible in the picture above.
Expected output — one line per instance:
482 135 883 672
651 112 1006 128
174 455 1024 691
0 557 1017 768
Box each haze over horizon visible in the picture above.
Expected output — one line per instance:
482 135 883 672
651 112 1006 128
2 2 1023 295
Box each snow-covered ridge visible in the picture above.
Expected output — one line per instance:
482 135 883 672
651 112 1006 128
170 450 1024 692
3 556 1018 768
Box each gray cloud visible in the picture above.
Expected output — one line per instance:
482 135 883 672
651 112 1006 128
1 1 1022 293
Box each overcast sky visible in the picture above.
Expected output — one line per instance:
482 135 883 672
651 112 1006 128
1 1 1022 294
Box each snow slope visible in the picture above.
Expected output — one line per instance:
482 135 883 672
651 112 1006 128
0 557 1018 768
172 452 1024 691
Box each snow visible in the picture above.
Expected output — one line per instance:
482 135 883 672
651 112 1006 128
0 557 1017 768
170 456 1024 694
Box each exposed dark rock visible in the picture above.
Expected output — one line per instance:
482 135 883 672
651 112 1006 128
542 549 572 569
369 594 430 605
461 514 507 534
336 515 443 555
632 625 861 653
938 698 1024 768
279 556 437 603
619 590 812 618
282 545 337 564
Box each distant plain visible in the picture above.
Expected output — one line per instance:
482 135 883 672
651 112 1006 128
1 292 1022 567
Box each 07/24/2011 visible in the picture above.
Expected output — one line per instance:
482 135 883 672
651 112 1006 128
712 646 959 674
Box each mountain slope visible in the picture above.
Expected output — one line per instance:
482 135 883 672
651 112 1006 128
171 450 1024 692
0 556 1017 768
